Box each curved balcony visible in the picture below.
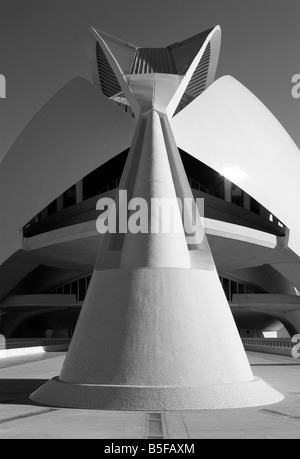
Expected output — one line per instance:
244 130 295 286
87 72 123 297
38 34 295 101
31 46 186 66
23 181 285 239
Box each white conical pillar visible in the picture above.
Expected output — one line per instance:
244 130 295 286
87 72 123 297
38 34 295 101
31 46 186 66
31 107 283 410
120 109 190 269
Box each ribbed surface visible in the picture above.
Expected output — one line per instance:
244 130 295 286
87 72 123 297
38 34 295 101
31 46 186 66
174 42 211 115
168 28 213 75
131 48 177 74
185 41 211 98
96 41 122 97
110 91 135 117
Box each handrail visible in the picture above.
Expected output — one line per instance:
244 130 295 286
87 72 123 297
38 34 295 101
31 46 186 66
99 176 121 195
187 177 214 195
242 337 294 357
242 338 292 347
5 338 71 350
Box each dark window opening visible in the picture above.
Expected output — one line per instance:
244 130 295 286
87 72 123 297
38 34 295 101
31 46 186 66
63 185 76 209
179 149 225 199
231 184 244 207
47 199 57 216
223 278 230 301
83 149 128 200
250 197 260 214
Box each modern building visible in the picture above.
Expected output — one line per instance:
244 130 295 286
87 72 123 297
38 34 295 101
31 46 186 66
0 25 299 409
1 25 300 341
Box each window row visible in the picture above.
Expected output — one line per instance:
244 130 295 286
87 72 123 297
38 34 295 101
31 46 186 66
52 274 92 302
219 276 261 302
52 273 260 304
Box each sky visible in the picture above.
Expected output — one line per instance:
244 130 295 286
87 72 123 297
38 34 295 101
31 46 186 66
0 0 299 162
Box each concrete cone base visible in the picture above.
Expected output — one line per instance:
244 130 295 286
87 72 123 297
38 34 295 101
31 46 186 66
30 376 283 410
30 267 284 410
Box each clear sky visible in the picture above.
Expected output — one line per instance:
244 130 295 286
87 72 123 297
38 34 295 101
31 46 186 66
0 0 299 162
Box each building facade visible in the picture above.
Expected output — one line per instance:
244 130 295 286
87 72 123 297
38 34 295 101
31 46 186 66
1 25 300 344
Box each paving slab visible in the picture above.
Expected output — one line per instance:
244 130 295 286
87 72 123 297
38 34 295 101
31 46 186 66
0 350 300 439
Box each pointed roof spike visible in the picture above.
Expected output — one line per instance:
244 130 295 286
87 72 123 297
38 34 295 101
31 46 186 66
87 27 138 77
168 27 216 75
86 26 221 118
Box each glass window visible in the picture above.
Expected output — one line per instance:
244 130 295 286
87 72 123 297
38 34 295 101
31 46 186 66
78 278 86 302
231 184 244 207
219 276 260 299
47 199 57 216
223 278 230 301
250 197 260 214
63 284 70 295
230 281 238 301
238 283 245 294
190 179 198 190
71 281 78 300
63 185 76 208
86 275 92 288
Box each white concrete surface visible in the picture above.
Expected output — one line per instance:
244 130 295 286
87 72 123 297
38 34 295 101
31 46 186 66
0 351 299 439
171 75 300 260
31 268 282 410
0 77 136 267
31 43 284 410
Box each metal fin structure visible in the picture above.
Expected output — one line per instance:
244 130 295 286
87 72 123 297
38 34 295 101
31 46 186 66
31 28 283 410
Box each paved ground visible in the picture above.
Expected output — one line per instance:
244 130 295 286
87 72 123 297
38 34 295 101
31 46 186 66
0 351 300 439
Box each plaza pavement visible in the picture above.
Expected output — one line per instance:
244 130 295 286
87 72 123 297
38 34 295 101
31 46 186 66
0 351 300 439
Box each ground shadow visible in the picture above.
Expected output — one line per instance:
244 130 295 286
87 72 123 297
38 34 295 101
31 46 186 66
0 379 48 406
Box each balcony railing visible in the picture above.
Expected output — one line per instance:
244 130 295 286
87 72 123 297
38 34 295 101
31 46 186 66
4 338 71 350
242 337 294 358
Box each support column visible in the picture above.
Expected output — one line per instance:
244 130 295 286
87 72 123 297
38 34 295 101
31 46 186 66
30 68 283 411
224 178 232 202
76 180 83 204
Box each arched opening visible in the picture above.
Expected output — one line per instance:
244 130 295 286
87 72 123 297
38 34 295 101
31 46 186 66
10 308 80 339
232 308 292 338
